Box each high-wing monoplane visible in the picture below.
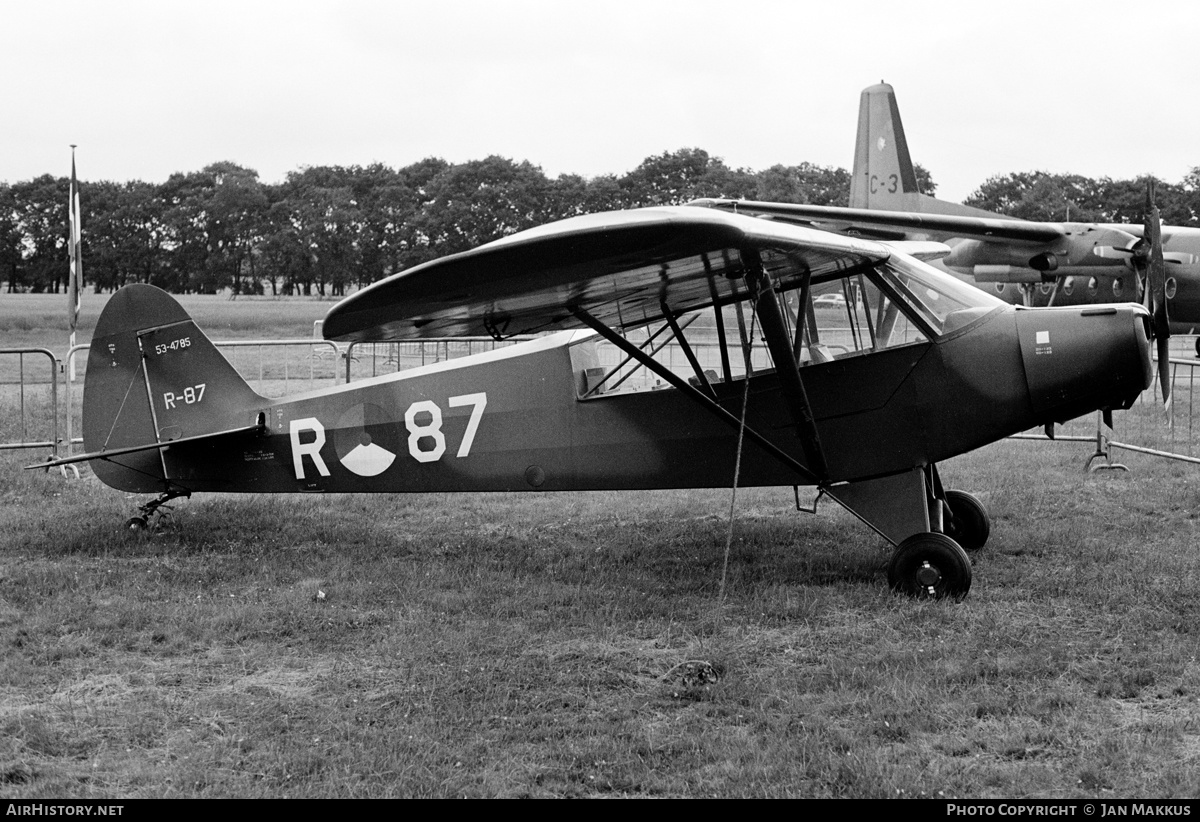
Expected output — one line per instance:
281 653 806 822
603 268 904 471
692 82 1200 337
36 207 1153 600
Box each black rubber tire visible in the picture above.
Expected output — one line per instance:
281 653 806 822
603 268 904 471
888 532 972 600
124 516 148 533
944 490 990 552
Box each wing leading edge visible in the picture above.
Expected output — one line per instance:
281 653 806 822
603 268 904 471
322 207 890 342
688 198 1068 246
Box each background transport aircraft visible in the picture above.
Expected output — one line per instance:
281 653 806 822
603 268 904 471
692 83 1200 341
36 207 1153 601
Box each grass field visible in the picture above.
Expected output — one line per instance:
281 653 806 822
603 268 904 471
3 295 1200 798
2 443 1199 798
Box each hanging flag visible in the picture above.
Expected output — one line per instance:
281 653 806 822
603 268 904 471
68 147 82 332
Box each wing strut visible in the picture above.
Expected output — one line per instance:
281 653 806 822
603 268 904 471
742 249 830 479
661 301 714 398
582 313 698 398
571 307 821 485
704 256 734 385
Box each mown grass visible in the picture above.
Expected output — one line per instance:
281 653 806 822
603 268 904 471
2 438 1200 798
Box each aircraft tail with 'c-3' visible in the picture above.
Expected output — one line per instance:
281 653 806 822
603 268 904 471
67 284 269 494
850 82 998 220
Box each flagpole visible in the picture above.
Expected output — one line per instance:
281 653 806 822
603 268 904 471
67 145 81 382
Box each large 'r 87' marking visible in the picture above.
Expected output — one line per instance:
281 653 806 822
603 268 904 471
289 392 488 479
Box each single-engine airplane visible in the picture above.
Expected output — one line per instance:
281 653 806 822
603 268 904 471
34 207 1154 600
691 82 1200 344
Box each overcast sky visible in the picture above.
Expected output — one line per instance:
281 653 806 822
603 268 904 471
4 0 1197 204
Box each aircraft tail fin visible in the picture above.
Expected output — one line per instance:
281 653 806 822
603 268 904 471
849 82 997 218
82 284 267 492
850 82 924 210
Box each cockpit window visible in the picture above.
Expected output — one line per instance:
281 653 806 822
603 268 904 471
875 253 1005 335
570 248 1005 400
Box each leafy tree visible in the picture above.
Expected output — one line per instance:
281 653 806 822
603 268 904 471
1180 167 1200 225
9 175 68 293
913 163 937 198
5 150 1198 297
964 171 1103 221
158 170 216 292
257 195 310 296
0 184 22 292
205 162 269 295
965 171 1193 225
277 167 363 296
619 148 735 205
542 172 628 219
755 162 850 206
154 163 267 293
407 156 554 265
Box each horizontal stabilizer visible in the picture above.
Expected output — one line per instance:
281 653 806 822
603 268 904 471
28 420 267 471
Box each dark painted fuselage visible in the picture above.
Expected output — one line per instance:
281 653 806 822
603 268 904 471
90 300 1151 497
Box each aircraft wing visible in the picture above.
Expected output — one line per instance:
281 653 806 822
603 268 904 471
688 198 1068 246
323 206 890 342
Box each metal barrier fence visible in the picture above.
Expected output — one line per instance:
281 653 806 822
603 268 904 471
343 337 535 382
54 339 343 457
1103 356 1200 466
0 349 60 458
344 333 776 391
6 332 1200 472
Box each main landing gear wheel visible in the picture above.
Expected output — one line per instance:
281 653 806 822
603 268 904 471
888 532 972 600
124 516 149 533
943 490 990 553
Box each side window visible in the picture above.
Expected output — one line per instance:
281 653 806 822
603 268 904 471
569 303 779 399
787 273 928 365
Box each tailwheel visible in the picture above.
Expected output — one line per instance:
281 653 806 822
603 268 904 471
888 532 972 600
943 489 990 552
123 489 190 533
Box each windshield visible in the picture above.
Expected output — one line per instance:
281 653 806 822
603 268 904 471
877 252 1005 335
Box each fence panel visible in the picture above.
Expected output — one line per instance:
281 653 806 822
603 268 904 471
60 339 343 457
214 339 343 397
1106 353 1200 464
343 337 535 382
0 349 60 459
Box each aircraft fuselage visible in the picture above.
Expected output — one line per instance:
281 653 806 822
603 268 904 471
111 303 1149 497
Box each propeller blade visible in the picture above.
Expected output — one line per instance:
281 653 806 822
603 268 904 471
1158 336 1173 417
1145 182 1169 328
1144 180 1173 418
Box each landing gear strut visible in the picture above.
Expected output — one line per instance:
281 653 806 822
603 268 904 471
124 489 190 533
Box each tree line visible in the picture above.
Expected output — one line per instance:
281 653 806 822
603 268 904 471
1 147 1196 296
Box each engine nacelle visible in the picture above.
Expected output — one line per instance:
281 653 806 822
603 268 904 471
945 240 1058 275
